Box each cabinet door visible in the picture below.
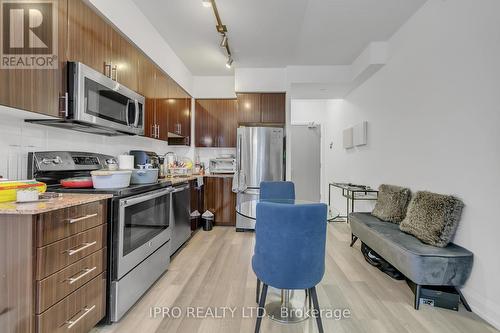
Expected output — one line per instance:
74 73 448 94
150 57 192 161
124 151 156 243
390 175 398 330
0 0 68 117
217 99 238 147
67 0 111 75
203 177 236 226
138 54 156 138
110 30 139 92
195 100 218 147
155 69 170 141
261 93 286 123
237 93 261 124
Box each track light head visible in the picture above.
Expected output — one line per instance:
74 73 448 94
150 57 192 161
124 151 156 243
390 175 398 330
220 35 228 48
202 0 211 8
226 57 233 69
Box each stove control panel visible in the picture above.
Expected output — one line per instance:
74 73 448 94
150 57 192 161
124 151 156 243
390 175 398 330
29 151 116 173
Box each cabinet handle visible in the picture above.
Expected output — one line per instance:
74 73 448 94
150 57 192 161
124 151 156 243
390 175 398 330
65 241 97 256
66 266 97 285
104 63 111 77
66 305 96 329
112 65 118 81
156 124 160 138
151 124 155 137
59 93 68 118
67 213 98 224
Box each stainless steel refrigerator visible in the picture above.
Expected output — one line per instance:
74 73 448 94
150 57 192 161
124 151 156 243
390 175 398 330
235 126 284 230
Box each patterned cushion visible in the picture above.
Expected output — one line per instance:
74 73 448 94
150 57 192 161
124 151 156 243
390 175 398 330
399 191 464 247
371 184 411 223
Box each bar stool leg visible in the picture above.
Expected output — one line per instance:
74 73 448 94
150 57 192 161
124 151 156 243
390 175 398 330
255 284 268 333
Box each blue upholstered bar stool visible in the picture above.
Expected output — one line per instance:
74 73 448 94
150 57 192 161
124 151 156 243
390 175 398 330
260 181 296 201
252 202 327 333
256 181 296 304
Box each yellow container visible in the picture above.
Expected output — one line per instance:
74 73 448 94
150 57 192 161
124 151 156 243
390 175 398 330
0 181 47 203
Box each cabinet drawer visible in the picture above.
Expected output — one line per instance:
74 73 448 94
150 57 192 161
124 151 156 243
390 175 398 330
36 225 107 280
37 201 106 247
36 248 106 313
37 272 106 333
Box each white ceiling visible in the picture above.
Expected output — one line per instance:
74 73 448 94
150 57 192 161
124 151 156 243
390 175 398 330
133 0 426 76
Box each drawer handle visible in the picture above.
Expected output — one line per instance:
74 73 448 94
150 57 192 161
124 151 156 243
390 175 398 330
67 213 98 224
65 304 96 329
66 266 97 285
65 241 97 256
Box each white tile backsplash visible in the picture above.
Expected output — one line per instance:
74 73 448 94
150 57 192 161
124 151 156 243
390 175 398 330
0 106 236 179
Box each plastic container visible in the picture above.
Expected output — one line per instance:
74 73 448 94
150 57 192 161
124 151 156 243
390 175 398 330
90 170 132 189
130 167 159 185
0 180 47 203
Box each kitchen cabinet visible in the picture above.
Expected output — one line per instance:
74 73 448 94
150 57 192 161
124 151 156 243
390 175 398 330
236 92 286 125
261 93 286 123
237 93 262 124
204 176 236 226
110 29 140 92
0 0 68 117
195 99 237 147
67 0 112 77
0 199 108 333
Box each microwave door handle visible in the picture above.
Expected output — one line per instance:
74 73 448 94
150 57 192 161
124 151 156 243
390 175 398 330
125 100 130 126
134 100 140 127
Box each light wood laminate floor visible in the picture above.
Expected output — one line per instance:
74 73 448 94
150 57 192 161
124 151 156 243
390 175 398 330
93 224 497 333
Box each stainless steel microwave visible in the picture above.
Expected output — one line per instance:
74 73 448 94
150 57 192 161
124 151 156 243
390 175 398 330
67 61 145 135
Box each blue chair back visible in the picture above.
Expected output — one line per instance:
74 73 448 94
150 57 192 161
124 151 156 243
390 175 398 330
260 181 295 200
252 202 327 290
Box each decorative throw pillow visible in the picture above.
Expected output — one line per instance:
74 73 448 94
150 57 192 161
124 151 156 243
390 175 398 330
399 191 464 247
371 184 411 223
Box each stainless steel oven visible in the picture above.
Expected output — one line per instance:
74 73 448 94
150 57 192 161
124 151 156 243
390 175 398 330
115 187 172 278
111 186 172 321
68 61 145 135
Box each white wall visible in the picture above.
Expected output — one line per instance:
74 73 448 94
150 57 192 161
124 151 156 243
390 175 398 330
193 76 236 99
234 68 287 92
323 0 500 328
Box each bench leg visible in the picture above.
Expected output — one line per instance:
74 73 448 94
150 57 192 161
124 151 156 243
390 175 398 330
414 284 421 310
456 287 472 312
350 234 358 247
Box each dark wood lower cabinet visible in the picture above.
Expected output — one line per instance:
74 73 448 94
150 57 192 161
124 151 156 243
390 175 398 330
0 199 108 333
204 176 236 226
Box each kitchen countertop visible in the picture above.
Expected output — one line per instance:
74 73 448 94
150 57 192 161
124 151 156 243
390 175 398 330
161 173 234 185
0 193 113 215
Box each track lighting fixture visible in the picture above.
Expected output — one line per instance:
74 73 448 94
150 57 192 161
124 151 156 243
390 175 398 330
226 57 233 69
220 35 228 48
202 0 212 8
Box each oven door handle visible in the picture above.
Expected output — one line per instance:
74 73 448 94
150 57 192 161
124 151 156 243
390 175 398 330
120 187 173 207
171 185 190 193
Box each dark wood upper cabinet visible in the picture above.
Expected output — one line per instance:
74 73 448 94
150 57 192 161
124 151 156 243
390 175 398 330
217 99 238 147
261 93 286 123
237 93 262 123
236 92 285 125
67 0 111 75
110 30 139 92
195 100 219 147
195 99 237 148
0 0 68 117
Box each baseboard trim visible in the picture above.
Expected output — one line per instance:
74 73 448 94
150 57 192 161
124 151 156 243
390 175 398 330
461 287 500 330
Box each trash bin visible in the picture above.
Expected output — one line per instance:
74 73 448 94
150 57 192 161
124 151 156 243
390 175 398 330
202 210 214 231
190 210 201 230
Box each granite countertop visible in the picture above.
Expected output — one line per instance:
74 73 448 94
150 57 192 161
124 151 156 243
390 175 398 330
0 193 113 215
161 173 234 185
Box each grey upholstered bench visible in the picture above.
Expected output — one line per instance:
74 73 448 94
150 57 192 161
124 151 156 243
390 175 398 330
349 212 473 310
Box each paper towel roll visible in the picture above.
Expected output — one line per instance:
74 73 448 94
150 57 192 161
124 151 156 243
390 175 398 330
118 155 135 170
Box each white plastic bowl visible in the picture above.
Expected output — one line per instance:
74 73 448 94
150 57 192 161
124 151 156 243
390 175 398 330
90 170 132 189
